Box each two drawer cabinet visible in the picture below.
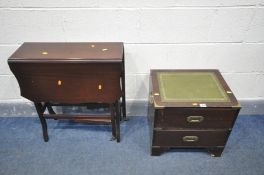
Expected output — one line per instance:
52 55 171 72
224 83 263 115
148 69 240 157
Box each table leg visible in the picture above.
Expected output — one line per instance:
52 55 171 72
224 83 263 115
34 102 49 142
121 51 127 121
46 103 57 120
115 100 121 142
110 103 117 140
46 103 56 114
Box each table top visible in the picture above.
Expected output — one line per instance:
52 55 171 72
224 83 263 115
151 69 240 108
8 42 124 63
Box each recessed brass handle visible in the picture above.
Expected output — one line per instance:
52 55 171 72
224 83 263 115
182 136 199 142
187 116 204 123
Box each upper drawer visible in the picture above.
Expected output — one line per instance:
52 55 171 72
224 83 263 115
154 108 239 129
9 62 122 103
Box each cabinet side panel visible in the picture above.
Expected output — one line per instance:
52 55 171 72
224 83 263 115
147 74 155 150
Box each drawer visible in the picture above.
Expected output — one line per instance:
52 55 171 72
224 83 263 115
11 62 122 103
154 108 238 129
20 74 121 103
153 130 229 147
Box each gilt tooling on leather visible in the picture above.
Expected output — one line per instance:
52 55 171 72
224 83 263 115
157 72 230 102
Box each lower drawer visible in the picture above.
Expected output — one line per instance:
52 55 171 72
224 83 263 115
153 130 230 147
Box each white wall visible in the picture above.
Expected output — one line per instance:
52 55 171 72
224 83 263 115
0 0 264 102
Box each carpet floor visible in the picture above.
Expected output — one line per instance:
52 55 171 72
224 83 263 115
0 115 263 175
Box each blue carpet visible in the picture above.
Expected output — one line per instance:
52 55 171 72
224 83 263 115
0 115 263 175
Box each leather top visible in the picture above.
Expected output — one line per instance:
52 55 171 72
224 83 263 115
157 72 230 102
151 69 240 108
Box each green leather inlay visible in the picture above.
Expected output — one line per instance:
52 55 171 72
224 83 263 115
157 72 230 102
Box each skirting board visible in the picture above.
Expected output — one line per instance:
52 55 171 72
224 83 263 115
0 100 263 117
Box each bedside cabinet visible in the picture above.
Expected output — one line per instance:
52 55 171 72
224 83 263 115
148 69 240 157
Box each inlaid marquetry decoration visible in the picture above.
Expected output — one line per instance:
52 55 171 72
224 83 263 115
57 80 62 86
41 51 48 55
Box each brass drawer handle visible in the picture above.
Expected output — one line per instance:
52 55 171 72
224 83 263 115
182 136 199 142
187 116 204 123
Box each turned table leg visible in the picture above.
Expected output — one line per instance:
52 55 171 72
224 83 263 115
34 102 49 142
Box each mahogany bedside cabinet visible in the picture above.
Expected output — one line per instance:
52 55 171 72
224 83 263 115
148 69 240 157
8 42 126 142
